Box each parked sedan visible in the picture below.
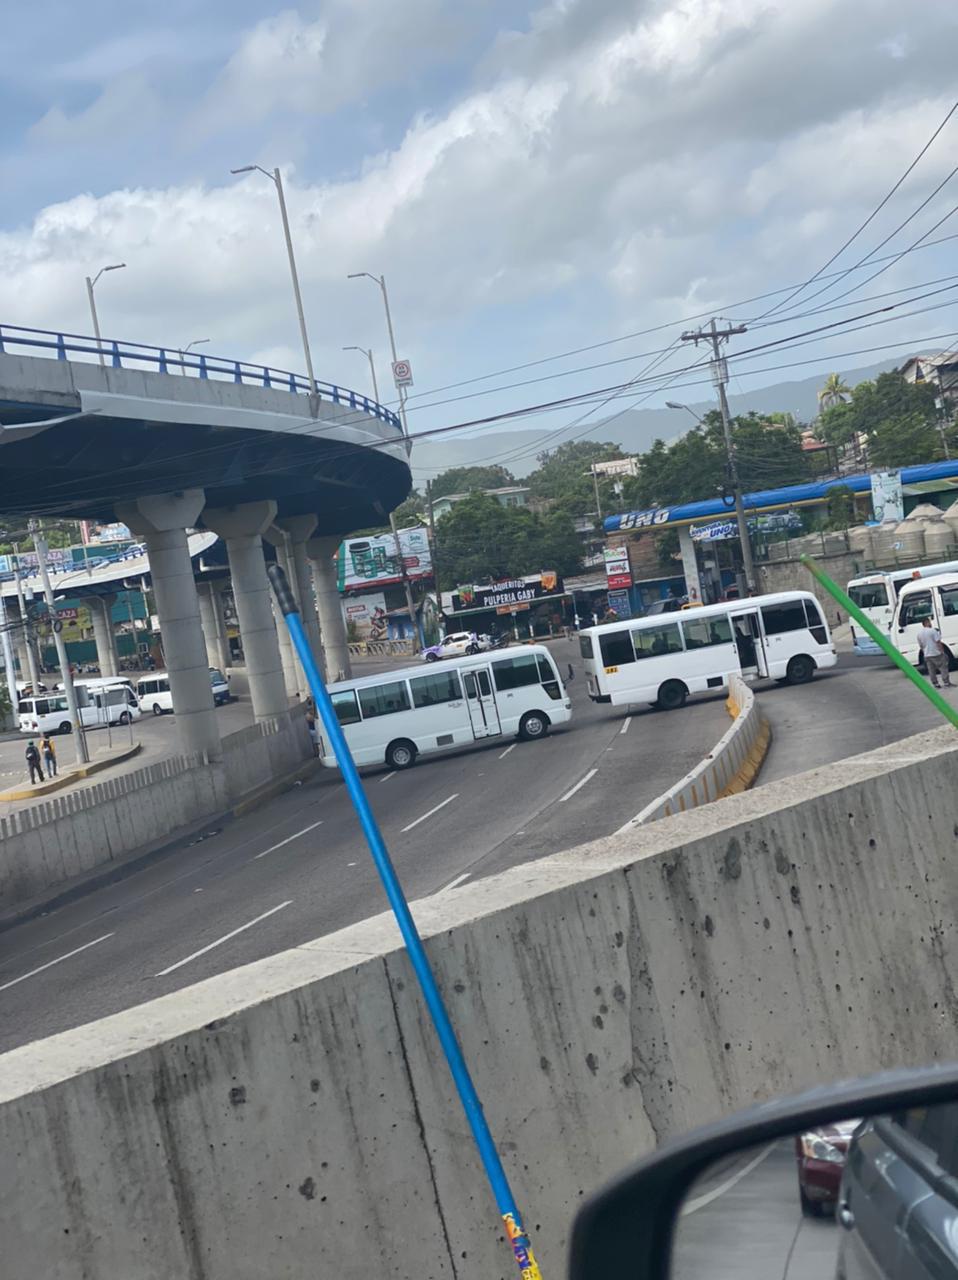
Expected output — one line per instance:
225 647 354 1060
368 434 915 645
420 631 490 662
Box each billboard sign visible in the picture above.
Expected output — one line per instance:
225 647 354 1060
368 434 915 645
449 572 563 614
606 589 632 618
338 525 432 590
872 469 904 524
343 592 389 638
603 545 632 590
592 458 638 478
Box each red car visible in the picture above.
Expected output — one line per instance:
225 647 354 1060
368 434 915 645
794 1119 859 1215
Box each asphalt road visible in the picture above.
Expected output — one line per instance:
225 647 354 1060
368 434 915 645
672 1139 839 1278
0 646 948 1054
0 639 731 1051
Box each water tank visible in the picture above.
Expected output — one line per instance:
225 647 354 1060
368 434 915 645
871 524 925 563
924 521 955 558
847 526 873 555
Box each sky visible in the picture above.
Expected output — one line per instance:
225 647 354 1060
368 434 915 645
2 0 958 488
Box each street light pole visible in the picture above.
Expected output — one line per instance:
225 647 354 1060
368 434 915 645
85 263 126 367
680 319 756 594
347 272 410 437
342 342 419 643
12 547 40 694
665 401 705 425
231 165 317 393
180 337 210 376
29 521 89 764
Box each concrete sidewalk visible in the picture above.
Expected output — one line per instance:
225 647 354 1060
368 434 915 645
0 742 142 803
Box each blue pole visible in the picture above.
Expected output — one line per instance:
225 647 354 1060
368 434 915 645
268 565 542 1279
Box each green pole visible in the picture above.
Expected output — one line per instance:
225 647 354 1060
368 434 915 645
800 554 958 730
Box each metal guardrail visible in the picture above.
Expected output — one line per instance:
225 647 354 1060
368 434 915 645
0 323 402 431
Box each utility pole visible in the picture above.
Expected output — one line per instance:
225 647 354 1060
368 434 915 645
30 521 89 764
12 547 40 693
680 318 756 594
426 478 440 599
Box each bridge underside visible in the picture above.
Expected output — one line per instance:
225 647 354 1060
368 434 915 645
0 403 410 534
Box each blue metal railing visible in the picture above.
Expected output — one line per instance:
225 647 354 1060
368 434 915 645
0 323 402 431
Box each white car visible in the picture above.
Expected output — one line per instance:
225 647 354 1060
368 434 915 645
421 631 490 662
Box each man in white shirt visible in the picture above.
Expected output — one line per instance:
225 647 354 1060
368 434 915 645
917 617 953 688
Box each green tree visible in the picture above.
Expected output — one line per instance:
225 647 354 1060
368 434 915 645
818 371 940 466
527 440 628 516
434 494 582 586
428 465 516 500
817 372 851 412
621 411 809 510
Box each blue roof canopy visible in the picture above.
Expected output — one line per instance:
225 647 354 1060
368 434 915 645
604 459 958 534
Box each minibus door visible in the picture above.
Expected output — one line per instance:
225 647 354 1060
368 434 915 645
728 608 768 679
462 667 502 739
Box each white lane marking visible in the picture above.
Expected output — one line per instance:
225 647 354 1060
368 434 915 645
347 862 357 867
155 901 292 977
401 793 459 832
443 872 471 892
253 820 323 860
0 933 114 994
498 743 517 760
379 772 396 783
681 1143 776 1216
620 715 632 735
559 768 597 803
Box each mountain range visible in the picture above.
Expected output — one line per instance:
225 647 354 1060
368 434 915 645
408 356 902 480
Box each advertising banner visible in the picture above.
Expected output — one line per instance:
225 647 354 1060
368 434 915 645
603 545 632 590
342 592 389 638
338 526 432 590
450 572 563 614
871 470 904 524
606 589 632 618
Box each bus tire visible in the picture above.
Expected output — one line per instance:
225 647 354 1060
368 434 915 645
152 703 164 716
118 711 132 725
656 681 687 711
518 711 549 741
786 655 815 685
386 739 417 770
58 721 72 735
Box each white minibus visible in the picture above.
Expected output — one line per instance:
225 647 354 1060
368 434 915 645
847 559 958 655
136 673 174 715
321 644 572 770
19 683 141 735
580 590 837 710
891 571 958 668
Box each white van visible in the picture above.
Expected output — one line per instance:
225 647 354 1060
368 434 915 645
323 645 572 770
19 683 141 735
136 673 174 715
891 572 958 668
847 559 958 655
581 590 837 709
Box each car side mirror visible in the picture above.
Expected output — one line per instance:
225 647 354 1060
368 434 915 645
568 1063 958 1280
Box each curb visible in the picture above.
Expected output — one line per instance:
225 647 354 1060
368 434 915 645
617 674 771 829
0 742 142 802
230 756 327 817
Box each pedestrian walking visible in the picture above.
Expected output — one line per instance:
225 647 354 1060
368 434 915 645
25 740 44 785
41 732 57 778
918 616 953 688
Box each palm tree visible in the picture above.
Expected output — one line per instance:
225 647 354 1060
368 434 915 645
818 372 851 411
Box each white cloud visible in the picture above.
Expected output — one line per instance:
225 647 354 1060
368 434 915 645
3 0 958 433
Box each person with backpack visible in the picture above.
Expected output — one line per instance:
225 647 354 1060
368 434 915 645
25 740 44 785
40 733 57 778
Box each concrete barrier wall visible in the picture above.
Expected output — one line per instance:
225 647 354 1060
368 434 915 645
622 673 769 827
2 726 957 1278
0 710 313 915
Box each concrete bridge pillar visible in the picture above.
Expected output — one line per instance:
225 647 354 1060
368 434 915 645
276 516 322 682
197 581 229 673
115 490 221 761
307 534 351 683
262 529 304 700
203 502 288 721
90 594 117 677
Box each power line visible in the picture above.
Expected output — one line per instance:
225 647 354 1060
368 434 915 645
754 97 958 321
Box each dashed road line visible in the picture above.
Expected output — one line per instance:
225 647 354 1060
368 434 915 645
0 933 115 994
253 820 323 860
558 768 597 803
401 794 459 833
154 901 293 977
498 743 517 760
620 716 632 735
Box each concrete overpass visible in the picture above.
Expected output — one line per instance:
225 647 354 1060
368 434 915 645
0 326 412 757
